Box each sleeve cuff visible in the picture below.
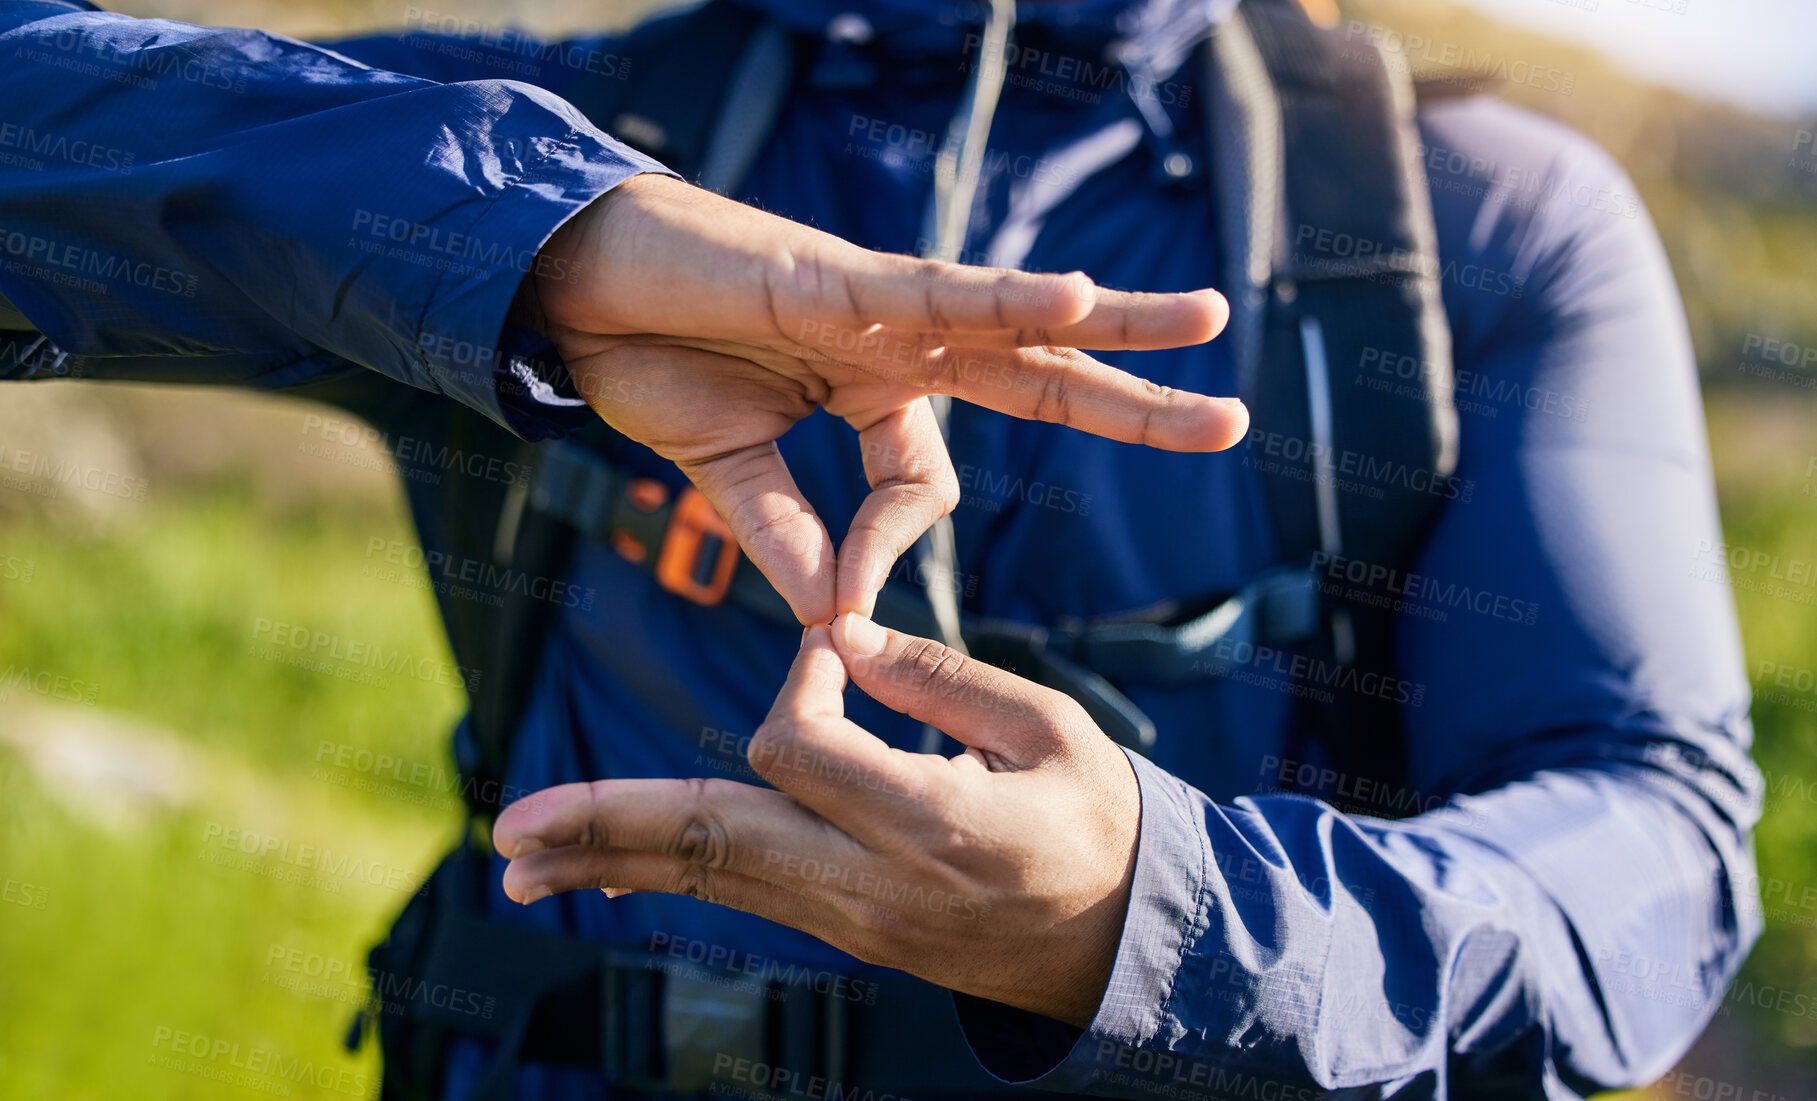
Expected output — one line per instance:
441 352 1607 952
412 129 674 441
953 749 1212 1093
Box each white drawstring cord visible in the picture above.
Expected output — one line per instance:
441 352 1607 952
916 0 1016 752
930 0 1016 267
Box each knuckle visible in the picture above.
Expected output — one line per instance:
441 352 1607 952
674 778 734 868
1137 379 1176 447
873 478 958 523
579 781 615 847
906 638 970 694
894 639 995 715
922 280 951 331
1032 364 1073 425
899 335 950 388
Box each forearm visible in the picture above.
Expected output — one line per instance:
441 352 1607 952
957 736 1757 1098
0 1 665 436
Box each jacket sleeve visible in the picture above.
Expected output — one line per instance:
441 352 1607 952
0 0 669 438
954 101 1760 1098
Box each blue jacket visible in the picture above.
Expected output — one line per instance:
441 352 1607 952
0 0 1761 1097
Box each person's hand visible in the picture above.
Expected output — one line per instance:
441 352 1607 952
531 173 1244 624
493 614 1141 1028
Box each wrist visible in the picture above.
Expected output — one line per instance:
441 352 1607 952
532 171 682 333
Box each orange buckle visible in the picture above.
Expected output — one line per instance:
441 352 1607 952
655 487 739 606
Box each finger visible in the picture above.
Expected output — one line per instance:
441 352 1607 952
501 845 829 940
894 286 1231 352
492 777 858 886
830 613 1081 767
838 250 1097 333
837 400 959 617
679 442 835 625
547 179 1098 339
749 626 926 817
929 344 1249 453
1025 285 1229 350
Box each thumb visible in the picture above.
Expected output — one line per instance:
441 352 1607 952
770 624 850 723
829 612 1076 764
751 625 925 815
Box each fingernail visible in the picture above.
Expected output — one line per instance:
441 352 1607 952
840 613 887 657
521 885 550 905
601 887 626 899
512 839 544 860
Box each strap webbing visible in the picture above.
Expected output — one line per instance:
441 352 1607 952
559 1 780 182
698 23 797 196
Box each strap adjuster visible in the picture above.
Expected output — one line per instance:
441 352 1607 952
654 487 739 606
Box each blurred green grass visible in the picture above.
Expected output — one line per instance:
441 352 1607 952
0 386 1813 1098
0 453 466 1099
1702 397 1817 1061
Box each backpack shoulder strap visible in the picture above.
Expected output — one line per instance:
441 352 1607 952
1203 0 1458 797
1208 0 1458 576
560 0 796 189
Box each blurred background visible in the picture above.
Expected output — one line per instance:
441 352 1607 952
1 0 1814 1097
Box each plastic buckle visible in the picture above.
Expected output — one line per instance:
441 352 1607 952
659 965 768 1093
655 487 739 606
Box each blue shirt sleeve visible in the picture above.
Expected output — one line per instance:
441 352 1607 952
0 1 671 438
955 99 1759 1098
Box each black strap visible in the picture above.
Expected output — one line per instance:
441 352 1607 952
526 440 788 620
388 851 1046 1099
1209 0 1456 789
1241 0 1457 573
561 0 779 179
